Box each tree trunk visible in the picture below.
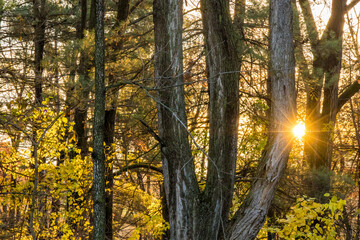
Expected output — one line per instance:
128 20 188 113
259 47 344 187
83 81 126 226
234 0 246 38
104 1 130 238
297 0 360 201
92 0 106 238
104 108 115 240
154 0 199 238
66 0 93 235
199 0 240 237
73 0 96 157
33 0 46 105
154 0 295 239
309 0 345 169
229 0 296 238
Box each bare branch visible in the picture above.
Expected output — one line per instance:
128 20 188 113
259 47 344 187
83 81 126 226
298 0 319 51
113 163 163 176
337 78 360 113
346 0 360 13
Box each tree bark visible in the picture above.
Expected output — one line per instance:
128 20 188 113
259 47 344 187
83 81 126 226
154 0 199 238
199 0 240 237
33 0 46 105
229 0 296 238
154 0 295 239
92 0 106 238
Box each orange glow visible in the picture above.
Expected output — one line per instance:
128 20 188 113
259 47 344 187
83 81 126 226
293 122 305 139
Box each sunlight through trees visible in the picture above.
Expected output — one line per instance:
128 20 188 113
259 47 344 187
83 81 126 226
293 122 306 139
1 0 360 239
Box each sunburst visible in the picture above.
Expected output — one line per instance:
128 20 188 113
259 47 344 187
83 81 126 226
292 122 306 139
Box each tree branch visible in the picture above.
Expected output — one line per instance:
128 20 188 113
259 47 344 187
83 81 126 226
346 0 360 13
298 0 319 51
113 163 163 176
337 78 360 113
138 119 166 147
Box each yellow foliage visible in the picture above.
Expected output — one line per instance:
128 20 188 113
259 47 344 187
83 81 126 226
261 195 346 240
0 103 167 239
115 180 169 239
0 106 93 239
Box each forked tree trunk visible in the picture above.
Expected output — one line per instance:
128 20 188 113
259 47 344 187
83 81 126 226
298 0 360 201
303 0 345 171
153 0 295 239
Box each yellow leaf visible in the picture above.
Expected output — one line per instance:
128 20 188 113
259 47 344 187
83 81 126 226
62 117 68 123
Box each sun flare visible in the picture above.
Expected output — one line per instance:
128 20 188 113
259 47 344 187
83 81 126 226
293 122 306 139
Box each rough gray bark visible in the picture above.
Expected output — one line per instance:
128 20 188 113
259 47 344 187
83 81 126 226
153 0 199 238
154 0 199 238
229 0 296 238
200 0 240 237
92 0 106 238
154 0 295 239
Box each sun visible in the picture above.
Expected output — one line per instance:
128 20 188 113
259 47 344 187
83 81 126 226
292 122 306 139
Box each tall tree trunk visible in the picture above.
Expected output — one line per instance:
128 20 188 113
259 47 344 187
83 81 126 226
104 1 130 238
229 0 296 238
200 0 240 237
305 0 345 170
154 0 296 239
33 0 46 105
92 0 106 238
74 0 96 156
297 0 360 201
30 1 46 237
153 0 199 238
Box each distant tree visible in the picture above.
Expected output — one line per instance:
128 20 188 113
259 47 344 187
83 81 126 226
298 0 360 201
33 0 46 105
104 0 130 237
